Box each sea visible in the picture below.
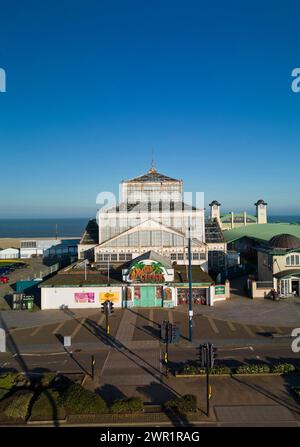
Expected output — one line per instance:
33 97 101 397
0 215 299 239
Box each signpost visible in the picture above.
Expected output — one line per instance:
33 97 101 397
0 328 5 353
91 355 96 380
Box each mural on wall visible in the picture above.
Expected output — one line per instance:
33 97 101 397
128 261 166 283
75 293 95 303
99 292 120 303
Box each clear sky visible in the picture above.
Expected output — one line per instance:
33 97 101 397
0 0 300 218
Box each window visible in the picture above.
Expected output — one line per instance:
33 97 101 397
97 254 103 261
126 253 132 261
171 253 177 261
103 254 109 261
192 253 199 260
200 253 206 260
21 241 37 248
177 253 184 260
110 254 118 261
286 255 300 266
119 253 126 261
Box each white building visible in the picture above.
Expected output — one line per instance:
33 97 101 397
79 167 207 268
0 247 20 259
20 239 78 259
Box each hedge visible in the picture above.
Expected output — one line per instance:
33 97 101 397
182 365 231 375
2 390 34 421
0 374 17 390
235 364 270 374
0 389 9 401
164 394 197 414
110 397 143 414
30 389 66 421
61 383 108 415
271 363 296 374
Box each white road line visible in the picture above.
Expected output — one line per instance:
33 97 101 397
30 326 43 337
249 346 254 351
207 317 219 334
52 321 66 335
243 324 255 337
71 319 85 338
227 321 236 332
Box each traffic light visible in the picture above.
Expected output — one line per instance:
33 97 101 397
108 301 114 315
199 344 207 368
101 301 106 314
170 324 180 344
160 320 168 342
208 343 218 369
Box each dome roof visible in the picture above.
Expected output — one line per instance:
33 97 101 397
269 233 300 249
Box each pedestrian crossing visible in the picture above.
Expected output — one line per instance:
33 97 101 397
12 308 289 348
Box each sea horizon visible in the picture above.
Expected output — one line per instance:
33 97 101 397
0 215 299 239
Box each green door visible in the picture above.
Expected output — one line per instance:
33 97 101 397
141 286 156 307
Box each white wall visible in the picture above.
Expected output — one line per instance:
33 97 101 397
0 248 20 259
41 286 123 310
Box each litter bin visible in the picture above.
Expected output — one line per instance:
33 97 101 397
22 296 34 311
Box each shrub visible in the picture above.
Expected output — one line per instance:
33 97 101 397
61 383 108 415
164 394 197 414
0 389 9 401
110 397 143 414
182 365 205 375
182 364 231 375
210 365 231 375
3 390 34 421
294 388 300 399
30 389 66 421
271 363 296 374
0 373 17 390
235 364 270 374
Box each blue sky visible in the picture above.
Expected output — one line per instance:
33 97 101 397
0 0 300 218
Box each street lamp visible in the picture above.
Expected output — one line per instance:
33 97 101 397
188 219 193 342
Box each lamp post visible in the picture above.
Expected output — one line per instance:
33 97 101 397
188 219 193 342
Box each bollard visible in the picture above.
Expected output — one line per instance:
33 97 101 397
64 336 71 347
0 328 6 353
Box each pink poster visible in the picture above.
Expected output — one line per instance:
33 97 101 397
75 292 95 303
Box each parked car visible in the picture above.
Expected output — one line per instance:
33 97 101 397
0 276 9 284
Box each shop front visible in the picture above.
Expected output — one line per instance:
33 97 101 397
176 286 210 306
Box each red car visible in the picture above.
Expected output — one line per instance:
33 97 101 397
0 276 9 284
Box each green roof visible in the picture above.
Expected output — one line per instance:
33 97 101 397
224 223 300 244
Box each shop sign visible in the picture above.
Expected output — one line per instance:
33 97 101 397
100 292 120 303
215 285 225 295
75 292 95 303
128 260 165 283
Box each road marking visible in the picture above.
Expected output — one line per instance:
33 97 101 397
242 324 255 337
52 321 66 335
71 319 85 338
256 355 261 360
29 326 43 337
207 317 219 334
249 346 254 351
227 321 236 332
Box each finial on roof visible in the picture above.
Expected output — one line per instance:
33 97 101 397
148 149 157 173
